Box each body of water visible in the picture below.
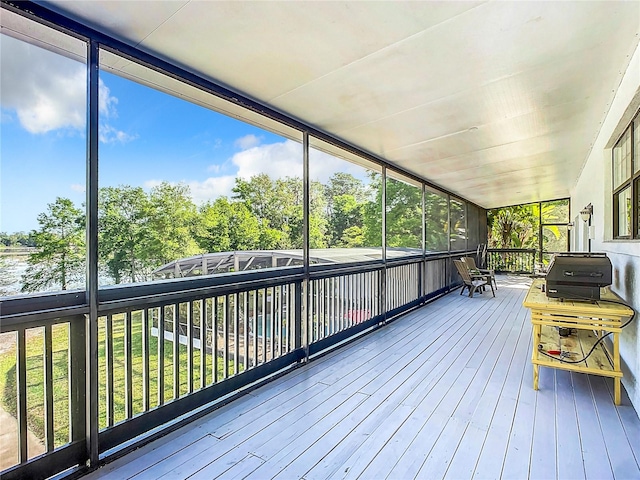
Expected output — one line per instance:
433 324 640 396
0 258 112 296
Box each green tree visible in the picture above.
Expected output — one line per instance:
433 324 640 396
385 177 422 249
146 183 200 265
233 174 316 249
21 197 85 292
0 231 35 247
363 172 383 247
98 186 151 284
425 190 449 252
329 194 364 247
488 205 537 248
194 198 261 252
324 173 366 247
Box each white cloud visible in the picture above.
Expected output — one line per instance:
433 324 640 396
231 139 368 184
187 176 237 205
234 134 261 150
143 179 164 190
144 140 371 207
0 35 128 137
70 183 85 193
99 124 138 144
232 139 303 179
142 176 236 206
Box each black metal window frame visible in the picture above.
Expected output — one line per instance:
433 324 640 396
539 198 571 262
612 110 640 239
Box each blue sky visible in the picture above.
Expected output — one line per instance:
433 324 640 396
1 34 366 234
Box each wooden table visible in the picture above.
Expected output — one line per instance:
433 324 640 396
523 279 633 405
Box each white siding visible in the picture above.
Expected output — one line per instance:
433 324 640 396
572 39 640 413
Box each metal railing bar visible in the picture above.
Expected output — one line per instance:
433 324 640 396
44 325 54 452
187 302 194 394
68 315 86 444
106 315 114 427
261 289 266 364
125 312 133 419
269 287 275 361
142 309 150 412
212 297 218 384
1 256 459 332
286 285 292 353
17 329 27 462
172 304 180 400
200 299 207 389
233 293 239 375
158 307 165 406
0 440 86 480
276 287 282 358
252 291 258 367
330 278 335 335
98 349 304 454
0 290 86 319
0 306 90 332
243 292 249 370
223 296 229 380
96 269 304 308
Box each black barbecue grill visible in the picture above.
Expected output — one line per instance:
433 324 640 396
545 253 613 301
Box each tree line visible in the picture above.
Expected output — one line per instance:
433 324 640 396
13 172 452 293
487 200 569 251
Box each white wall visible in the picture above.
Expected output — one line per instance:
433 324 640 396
572 39 640 413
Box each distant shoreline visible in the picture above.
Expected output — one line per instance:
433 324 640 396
0 247 36 257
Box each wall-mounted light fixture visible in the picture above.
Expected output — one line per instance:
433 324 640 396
580 203 593 223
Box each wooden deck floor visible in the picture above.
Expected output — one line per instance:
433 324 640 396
85 276 640 480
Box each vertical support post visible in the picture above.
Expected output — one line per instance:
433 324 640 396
85 38 100 467
294 281 302 351
448 195 453 253
464 201 468 252
587 212 592 253
421 184 426 302
302 132 310 359
261 290 266 364
70 316 86 444
381 166 387 322
538 201 544 263
187 301 194 393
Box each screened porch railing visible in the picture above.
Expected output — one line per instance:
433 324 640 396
0 252 469 480
486 248 537 274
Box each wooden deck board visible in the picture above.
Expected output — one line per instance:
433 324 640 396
554 370 586 480
82 276 640 480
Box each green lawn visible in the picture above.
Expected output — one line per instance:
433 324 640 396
0 312 235 448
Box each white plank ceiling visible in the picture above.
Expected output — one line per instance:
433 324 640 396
43 1 640 208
